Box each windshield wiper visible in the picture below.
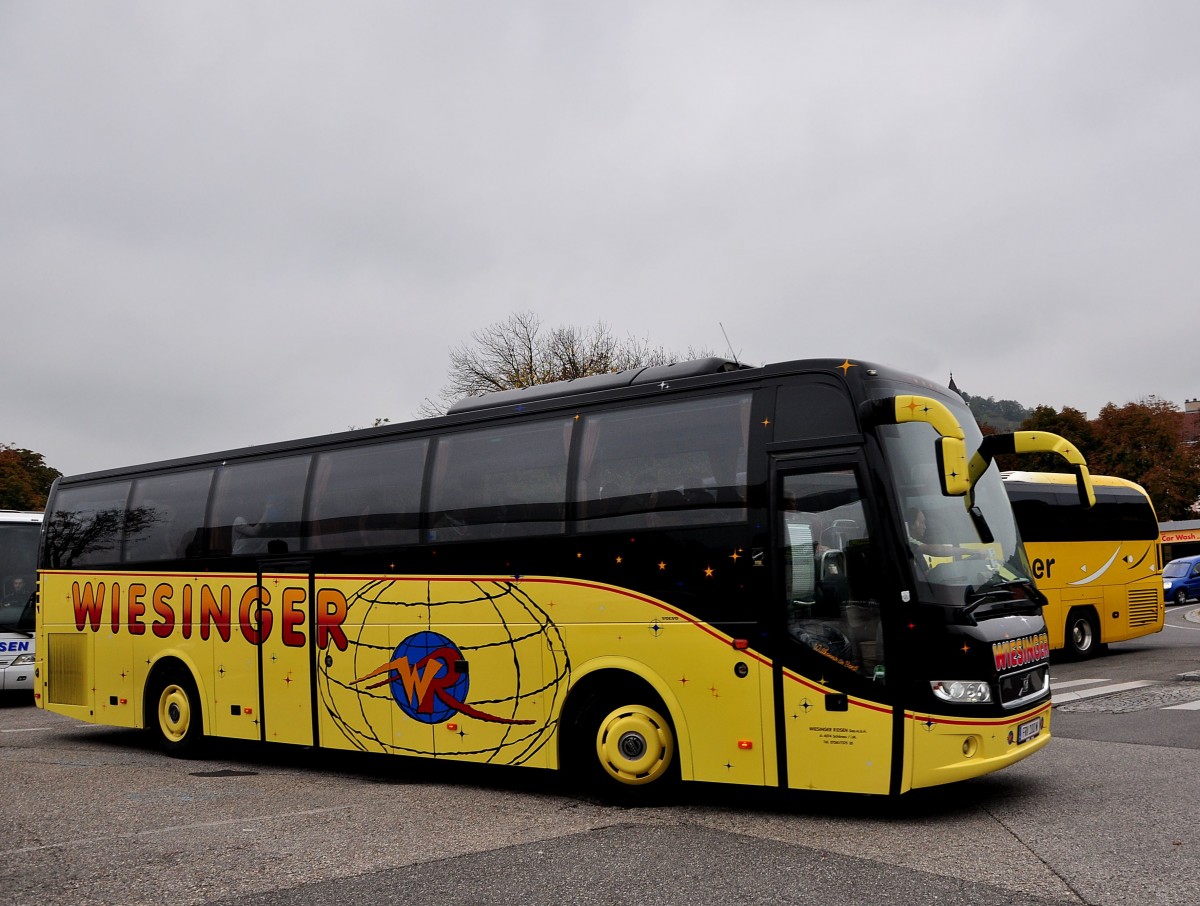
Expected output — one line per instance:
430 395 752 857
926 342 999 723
964 577 1034 615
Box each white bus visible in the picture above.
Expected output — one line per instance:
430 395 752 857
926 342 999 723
1 510 42 697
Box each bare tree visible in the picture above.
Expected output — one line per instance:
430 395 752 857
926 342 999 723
417 311 715 416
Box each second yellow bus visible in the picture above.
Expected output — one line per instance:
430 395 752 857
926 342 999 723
1002 471 1163 659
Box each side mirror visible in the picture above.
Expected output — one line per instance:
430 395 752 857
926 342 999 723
859 395 970 497
968 431 1095 507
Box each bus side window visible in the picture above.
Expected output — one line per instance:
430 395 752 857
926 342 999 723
42 480 133 568
122 469 213 563
575 392 750 533
307 439 427 551
427 419 571 542
208 456 310 557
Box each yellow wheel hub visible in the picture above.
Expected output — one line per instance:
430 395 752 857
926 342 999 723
158 683 192 744
595 704 674 785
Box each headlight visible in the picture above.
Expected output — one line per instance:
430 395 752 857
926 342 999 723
10 653 34 666
1164 580 1172 590
930 680 992 704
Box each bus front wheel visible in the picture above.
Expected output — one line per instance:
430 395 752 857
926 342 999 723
149 666 204 758
593 703 675 787
573 693 678 799
1065 609 1100 660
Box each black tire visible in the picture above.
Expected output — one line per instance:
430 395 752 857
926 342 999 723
148 666 204 758
574 692 678 799
1065 609 1100 660
1175 588 1189 607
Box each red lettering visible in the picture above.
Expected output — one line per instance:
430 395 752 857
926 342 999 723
128 583 147 635
152 584 175 639
238 586 273 645
182 585 193 639
200 585 232 642
72 582 105 632
111 582 121 633
316 589 348 651
281 587 306 648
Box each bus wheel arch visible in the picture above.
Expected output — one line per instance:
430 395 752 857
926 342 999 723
144 658 205 758
560 668 682 795
1065 607 1102 660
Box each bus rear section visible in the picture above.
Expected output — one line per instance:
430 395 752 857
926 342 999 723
1002 472 1163 659
0 510 42 697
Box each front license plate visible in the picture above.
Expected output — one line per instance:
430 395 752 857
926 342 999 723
1017 715 1044 744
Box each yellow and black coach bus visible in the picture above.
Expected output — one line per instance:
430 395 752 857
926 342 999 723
1002 471 1163 659
35 357 1093 797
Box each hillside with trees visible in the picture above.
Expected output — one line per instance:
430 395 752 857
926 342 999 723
961 393 1032 433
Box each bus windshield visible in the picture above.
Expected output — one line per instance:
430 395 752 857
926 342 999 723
1 520 40 634
874 391 1035 609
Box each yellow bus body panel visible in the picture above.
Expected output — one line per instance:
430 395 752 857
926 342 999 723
906 703 1051 790
38 572 774 785
38 569 1044 795
779 668 892 794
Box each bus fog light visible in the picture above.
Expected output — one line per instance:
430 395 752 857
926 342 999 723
931 680 992 704
962 736 979 757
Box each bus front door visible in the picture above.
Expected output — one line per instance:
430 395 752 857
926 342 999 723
772 459 894 795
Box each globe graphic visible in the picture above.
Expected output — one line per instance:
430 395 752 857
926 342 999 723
388 630 467 724
318 577 569 767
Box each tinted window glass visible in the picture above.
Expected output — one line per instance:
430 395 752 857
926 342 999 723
43 481 132 568
209 457 311 557
781 468 883 679
1007 484 1159 543
576 392 751 532
1 523 41 631
308 439 427 550
428 419 571 541
123 469 213 562
773 382 857 441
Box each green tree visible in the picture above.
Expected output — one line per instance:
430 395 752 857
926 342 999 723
0 444 60 510
1090 399 1200 521
995 405 1097 474
419 311 715 416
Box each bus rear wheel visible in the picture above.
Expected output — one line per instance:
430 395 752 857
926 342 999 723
149 666 204 758
1065 609 1100 660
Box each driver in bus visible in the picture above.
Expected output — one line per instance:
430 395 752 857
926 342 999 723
906 507 982 565
2 575 29 605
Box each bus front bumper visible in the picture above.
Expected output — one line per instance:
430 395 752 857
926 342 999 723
907 702 1051 791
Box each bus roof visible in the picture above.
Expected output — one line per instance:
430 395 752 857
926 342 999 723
447 357 749 414
51 356 946 487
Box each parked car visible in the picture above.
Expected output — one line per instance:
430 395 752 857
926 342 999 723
1163 554 1200 606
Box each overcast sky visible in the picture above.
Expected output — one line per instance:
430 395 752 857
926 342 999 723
3 2 1198 478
